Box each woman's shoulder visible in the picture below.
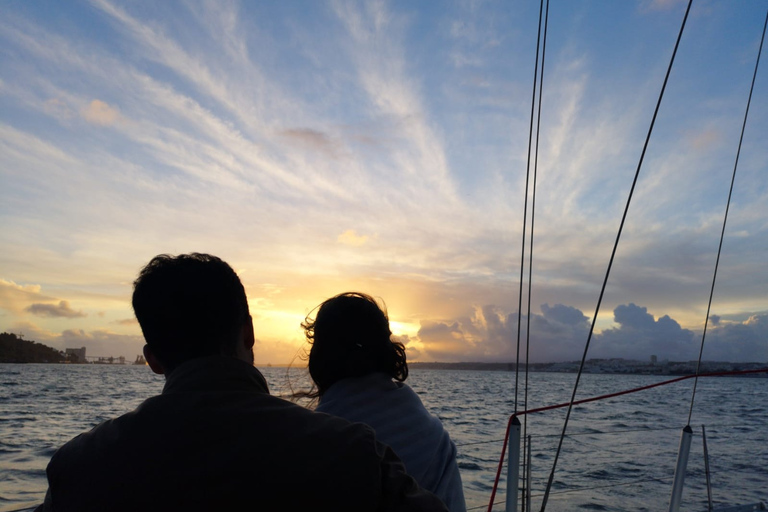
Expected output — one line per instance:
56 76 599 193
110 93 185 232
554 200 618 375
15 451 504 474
318 374 432 419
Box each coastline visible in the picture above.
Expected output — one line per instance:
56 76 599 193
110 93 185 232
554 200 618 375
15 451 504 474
409 360 768 377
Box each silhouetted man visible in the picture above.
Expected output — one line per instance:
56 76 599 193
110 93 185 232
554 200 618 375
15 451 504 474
37 253 448 511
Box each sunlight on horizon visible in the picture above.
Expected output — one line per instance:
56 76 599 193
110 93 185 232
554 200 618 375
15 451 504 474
1 1 766 364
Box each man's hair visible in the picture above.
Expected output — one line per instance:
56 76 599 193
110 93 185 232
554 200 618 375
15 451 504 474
132 253 250 370
303 292 407 397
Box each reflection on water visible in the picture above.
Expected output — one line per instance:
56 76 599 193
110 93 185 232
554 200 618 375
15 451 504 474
1 364 766 511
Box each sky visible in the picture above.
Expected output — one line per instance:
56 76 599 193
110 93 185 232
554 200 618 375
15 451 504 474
1 0 766 365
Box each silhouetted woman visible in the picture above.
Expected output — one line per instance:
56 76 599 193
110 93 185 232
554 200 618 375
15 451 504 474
303 292 466 512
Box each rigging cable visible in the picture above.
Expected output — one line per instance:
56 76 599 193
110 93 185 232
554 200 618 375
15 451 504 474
515 0 546 416
523 0 550 510
485 367 768 510
686 6 768 427
537 1 693 510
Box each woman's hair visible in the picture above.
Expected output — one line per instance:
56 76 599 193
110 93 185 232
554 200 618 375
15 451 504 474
303 292 408 397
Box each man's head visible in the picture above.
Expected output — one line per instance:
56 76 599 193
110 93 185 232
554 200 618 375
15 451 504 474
132 253 253 374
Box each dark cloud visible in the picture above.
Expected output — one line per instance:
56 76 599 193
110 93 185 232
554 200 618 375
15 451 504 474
279 128 339 157
414 304 590 362
613 303 657 330
412 302 766 363
702 314 768 362
593 303 696 361
25 300 86 318
541 303 588 326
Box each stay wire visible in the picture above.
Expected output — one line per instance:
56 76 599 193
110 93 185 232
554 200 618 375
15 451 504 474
484 367 767 511
524 1 550 510
687 6 768 426
515 0 546 416
538 2 693 510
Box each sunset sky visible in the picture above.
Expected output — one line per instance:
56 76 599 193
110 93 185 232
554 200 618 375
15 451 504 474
1 0 766 364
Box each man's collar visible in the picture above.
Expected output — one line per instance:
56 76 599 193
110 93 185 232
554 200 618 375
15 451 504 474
162 355 270 395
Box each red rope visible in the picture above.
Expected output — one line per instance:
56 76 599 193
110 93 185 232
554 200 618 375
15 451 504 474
486 367 768 511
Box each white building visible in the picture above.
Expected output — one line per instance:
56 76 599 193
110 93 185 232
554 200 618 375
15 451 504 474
65 347 86 363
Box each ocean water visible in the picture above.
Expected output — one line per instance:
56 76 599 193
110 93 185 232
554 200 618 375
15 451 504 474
1 364 766 511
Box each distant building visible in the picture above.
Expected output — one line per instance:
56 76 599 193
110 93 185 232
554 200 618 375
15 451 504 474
651 355 658 364
65 347 86 363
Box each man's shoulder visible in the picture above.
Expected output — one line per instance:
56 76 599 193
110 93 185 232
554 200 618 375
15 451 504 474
246 393 381 447
49 396 155 465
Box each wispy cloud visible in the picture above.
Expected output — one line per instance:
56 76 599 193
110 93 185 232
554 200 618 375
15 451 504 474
337 229 370 247
1 1 766 363
332 0 459 206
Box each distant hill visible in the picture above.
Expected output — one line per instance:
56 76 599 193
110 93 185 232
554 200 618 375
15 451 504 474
0 332 65 363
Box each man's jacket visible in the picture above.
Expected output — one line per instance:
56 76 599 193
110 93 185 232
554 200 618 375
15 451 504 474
39 356 448 511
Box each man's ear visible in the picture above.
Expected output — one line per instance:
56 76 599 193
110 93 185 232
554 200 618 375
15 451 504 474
143 344 166 375
244 316 255 350
236 316 255 365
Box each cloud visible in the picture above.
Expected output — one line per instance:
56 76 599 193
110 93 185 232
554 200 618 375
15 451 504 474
331 0 459 205
80 99 121 126
703 313 768 362
0 279 55 315
592 303 697 361
337 229 369 247
529 305 592 361
112 317 138 326
541 303 589 326
687 128 722 151
280 128 339 157
4 322 145 358
1 1 766 367
409 303 767 363
25 300 86 318
411 302 592 363
43 98 75 119
5 321 60 343
641 0 687 12
417 319 477 361
450 52 482 68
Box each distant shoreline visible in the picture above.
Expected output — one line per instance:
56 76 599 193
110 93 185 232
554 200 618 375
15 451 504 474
3 332 765 376
4 360 765 378
408 360 768 377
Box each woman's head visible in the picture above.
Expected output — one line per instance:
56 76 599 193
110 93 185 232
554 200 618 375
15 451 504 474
304 292 408 396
